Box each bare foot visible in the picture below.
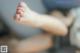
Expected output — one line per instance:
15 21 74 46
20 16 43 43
14 2 25 23
14 1 68 35
14 1 36 27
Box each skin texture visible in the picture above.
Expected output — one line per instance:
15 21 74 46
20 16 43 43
50 10 75 27
9 34 52 53
14 1 68 36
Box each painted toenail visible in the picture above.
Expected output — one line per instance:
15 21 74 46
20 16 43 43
17 8 24 12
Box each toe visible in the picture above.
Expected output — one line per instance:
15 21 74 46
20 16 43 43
15 14 21 21
16 9 24 16
19 1 27 8
17 7 24 12
16 6 24 17
16 14 21 21
14 1 27 22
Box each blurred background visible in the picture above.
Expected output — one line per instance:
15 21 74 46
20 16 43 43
0 0 80 53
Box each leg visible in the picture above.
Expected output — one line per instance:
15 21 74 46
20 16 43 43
50 10 75 27
9 34 52 53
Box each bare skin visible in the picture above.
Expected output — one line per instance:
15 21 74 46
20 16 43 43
14 1 68 36
50 10 75 27
9 34 52 53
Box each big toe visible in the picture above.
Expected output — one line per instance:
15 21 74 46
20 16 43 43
19 1 27 8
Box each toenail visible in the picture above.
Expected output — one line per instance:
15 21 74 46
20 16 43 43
17 7 24 12
19 1 26 7
16 10 21 14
